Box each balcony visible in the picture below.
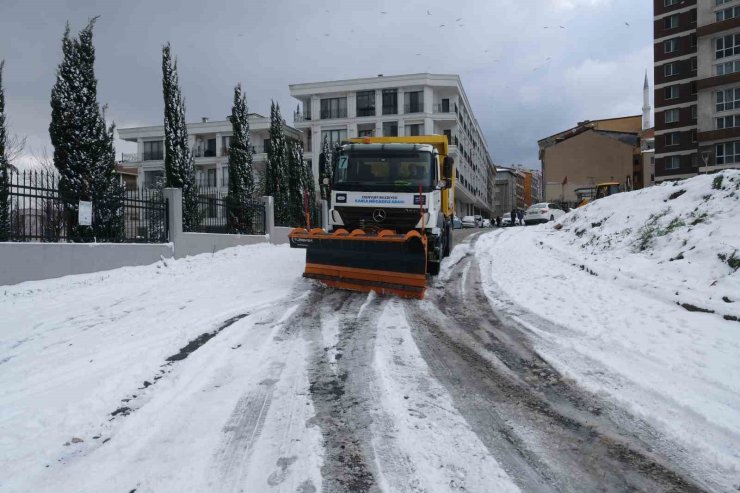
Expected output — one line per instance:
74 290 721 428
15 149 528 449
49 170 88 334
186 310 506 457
294 111 312 122
194 149 217 158
433 103 454 113
403 104 424 114
320 109 348 120
121 152 140 163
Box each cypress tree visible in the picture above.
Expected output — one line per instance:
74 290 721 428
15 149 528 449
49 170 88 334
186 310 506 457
226 83 255 233
296 141 318 227
265 101 289 225
0 60 9 241
162 42 199 230
285 139 304 226
49 18 123 241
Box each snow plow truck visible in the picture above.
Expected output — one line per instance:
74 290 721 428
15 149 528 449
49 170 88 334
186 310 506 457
288 136 455 299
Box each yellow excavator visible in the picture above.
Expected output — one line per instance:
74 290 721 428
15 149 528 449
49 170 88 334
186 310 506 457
576 182 622 208
288 136 455 299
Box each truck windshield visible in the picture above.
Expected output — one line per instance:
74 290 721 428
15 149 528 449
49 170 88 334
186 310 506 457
333 151 435 192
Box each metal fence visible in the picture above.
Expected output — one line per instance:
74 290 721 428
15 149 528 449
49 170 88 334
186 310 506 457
4 170 168 243
186 186 265 235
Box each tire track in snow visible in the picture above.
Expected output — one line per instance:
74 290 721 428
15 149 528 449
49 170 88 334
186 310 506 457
306 289 387 493
409 232 708 492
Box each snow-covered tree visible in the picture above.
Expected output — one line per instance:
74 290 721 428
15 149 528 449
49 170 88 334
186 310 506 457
226 83 255 233
0 60 10 241
49 19 124 241
162 42 199 230
265 101 289 225
285 138 304 226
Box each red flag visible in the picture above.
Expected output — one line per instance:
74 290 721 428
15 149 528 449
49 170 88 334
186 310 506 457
561 175 568 185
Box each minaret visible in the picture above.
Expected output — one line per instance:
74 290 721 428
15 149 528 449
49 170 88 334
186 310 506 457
642 70 651 130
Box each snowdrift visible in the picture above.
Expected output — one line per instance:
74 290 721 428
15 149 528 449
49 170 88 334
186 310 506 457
558 170 740 318
476 171 740 490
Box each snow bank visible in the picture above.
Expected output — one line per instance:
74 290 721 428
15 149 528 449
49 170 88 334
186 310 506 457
0 244 308 491
476 171 740 490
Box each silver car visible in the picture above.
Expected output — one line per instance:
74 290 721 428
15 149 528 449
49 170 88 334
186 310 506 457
461 215 478 228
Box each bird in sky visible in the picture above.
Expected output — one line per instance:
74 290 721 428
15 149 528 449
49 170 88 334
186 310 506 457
324 33 330 37
484 49 489 53
427 9 432 15
380 11 387 14
625 21 630 26
439 24 445 27
456 17 462 21
543 26 549 29
559 25 566 29
546 57 551 60
416 53 422 56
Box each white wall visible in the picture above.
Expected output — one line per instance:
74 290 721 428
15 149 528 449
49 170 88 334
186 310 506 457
0 243 174 286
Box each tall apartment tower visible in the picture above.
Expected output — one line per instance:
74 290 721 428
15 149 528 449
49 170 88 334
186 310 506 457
696 0 740 174
653 0 698 182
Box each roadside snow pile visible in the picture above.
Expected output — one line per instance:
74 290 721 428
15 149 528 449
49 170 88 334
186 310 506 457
558 170 740 316
476 171 740 490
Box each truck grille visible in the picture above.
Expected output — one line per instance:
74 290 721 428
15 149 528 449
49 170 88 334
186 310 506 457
334 206 421 232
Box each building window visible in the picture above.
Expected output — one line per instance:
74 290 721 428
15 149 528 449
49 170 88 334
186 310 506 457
143 140 164 161
665 85 680 100
665 156 681 170
692 105 697 120
664 62 678 77
443 129 452 143
404 91 424 113
665 108 680 123
716 114 740 129
357 127 375 137
716 6 740 22
716 34 740 59
716 87 740 111
716 140 740 164
691 81 697 95
221 136 231 156
690 33 697 48
320 97 347 119
222 167 229 187
382 121 398 137
321 129 347 147
717 0 732 5
664 14 679 29
206 168 217 187
405 124 422 136
664 0 679 6
690 57 697 72
691 130 697 143
690 9 697 24
356 91 375 117
144 170 164 189
666 132 680 146
716 60 740 75
441 98 450 112
382 89 398 115
664 38 679 54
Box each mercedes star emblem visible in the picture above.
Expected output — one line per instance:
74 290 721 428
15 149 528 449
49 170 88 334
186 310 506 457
372 209 386 222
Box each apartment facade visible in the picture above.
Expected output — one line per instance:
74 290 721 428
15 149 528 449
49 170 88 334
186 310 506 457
288 73 496 217
117 115 303 190
494 168 525 217
653 0 698 181
696 0 740 172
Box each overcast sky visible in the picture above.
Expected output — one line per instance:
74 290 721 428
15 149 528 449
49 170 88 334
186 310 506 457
0 0 652 170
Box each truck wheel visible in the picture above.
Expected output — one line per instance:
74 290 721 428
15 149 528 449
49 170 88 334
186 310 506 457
428 261 441 276
443 223 452 257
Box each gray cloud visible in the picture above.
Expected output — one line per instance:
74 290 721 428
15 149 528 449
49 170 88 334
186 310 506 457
0 0 652 169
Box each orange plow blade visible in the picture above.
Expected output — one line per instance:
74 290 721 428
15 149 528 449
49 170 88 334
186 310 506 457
289 228 428 299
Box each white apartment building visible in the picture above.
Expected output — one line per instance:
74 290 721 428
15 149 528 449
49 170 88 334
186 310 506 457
289 73 496 217
117 115 303 190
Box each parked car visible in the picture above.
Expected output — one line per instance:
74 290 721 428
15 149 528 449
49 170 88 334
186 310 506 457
481 218 492 228
452 216 462 229
502 212 513 226
461 215 478 228
473 215 483 227
523 203 567 225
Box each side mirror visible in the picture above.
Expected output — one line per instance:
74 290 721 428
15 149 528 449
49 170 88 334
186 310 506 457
445 178 453 189
443 156 454 178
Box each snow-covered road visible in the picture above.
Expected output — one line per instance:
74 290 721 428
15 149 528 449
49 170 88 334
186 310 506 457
2 191 737 492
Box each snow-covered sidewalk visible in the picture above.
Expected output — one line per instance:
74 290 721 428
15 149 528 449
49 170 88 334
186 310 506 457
476 171 740 490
